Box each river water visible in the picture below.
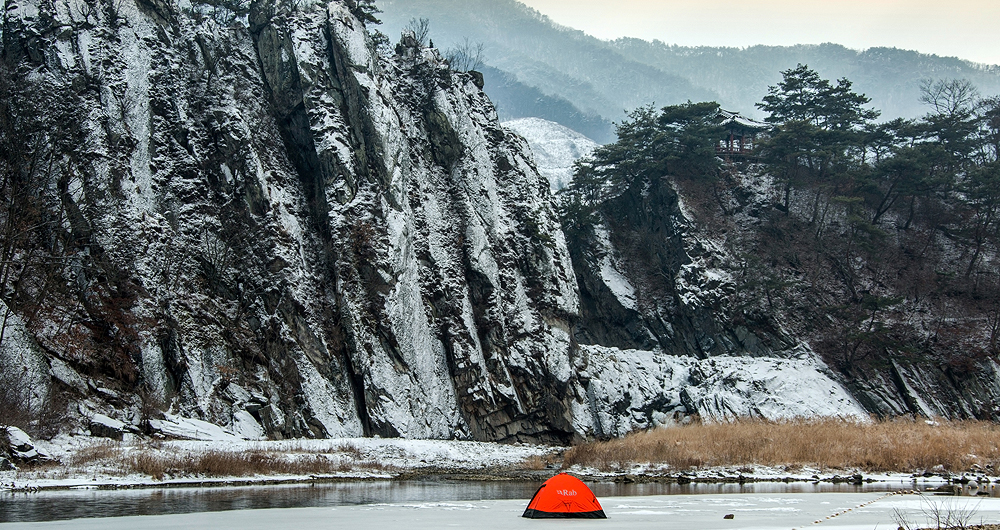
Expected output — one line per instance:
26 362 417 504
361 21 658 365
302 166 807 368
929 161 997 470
0 479 918 523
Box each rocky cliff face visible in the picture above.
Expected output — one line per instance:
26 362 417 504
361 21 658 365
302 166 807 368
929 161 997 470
569 176 790 358
0 0 588 443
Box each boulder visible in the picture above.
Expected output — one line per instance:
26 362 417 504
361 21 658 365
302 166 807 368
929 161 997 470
468 70 485 90
4 426 51 464
148 414 241 441
88 414 129 441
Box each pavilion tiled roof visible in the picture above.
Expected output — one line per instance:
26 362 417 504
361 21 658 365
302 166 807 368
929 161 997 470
717 109 771 131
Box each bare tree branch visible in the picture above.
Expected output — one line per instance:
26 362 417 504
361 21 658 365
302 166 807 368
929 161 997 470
445 38 485 73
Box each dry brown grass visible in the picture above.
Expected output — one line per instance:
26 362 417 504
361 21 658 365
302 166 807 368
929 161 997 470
121 451 393 480
563 418 1000 473
117 449 396 480
68 442 122 466
57 442 395 481
278 442 365 458
522 454 561 471
523 456 547 470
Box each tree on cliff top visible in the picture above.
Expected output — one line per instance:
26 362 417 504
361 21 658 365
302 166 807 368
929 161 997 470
346 0 381 25
585 102 723 191
557 102 722 240
756 64 880 211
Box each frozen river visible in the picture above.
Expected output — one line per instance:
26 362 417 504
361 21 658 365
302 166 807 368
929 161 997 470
2 492 1000 530
0 480 916 523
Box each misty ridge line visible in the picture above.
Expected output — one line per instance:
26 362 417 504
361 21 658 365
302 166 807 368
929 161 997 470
377 0 1000 142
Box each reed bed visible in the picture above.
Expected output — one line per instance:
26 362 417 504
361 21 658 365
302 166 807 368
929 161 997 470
563 418 1000 473
65 443 393 480
120 450 394 480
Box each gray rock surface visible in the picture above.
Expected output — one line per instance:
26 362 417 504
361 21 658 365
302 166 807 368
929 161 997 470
88 414 131 441
570 175 789 358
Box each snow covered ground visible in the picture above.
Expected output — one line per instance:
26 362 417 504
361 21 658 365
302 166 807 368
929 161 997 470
0 437 554 492
2 422 976 494
4 492 1000 529
504 118 599 190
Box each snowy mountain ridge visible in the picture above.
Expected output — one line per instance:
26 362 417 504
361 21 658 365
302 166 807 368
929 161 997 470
503 118 599 190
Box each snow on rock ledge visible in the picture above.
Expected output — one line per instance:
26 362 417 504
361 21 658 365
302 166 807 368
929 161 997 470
578 345 868 437
148 414 243 442
89 414 131 441
3 427 51 464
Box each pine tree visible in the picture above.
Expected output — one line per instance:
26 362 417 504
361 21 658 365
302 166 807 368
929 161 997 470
758 64 879 131
346 0 381 25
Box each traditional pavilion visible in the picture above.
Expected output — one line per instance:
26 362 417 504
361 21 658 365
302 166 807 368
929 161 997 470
716 109 770 157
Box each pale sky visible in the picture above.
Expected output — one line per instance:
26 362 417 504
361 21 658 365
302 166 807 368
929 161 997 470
518 0 1000 65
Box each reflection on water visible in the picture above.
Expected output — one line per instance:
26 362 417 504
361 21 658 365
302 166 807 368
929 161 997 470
0 478 912 523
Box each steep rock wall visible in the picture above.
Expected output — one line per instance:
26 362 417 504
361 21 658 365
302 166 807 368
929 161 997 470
570 176 791 358
2 0 581 443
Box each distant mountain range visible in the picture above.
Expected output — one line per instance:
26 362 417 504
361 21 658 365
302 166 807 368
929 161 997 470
379 0 1000 139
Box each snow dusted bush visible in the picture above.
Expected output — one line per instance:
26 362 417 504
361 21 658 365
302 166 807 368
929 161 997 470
0 365 32 434
0 427 11 461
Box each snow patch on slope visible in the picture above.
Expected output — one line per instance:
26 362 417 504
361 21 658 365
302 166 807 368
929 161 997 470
148 414 243 442
592 225 638 311
0 301 50 414
504 118 599 190
579 345 868 437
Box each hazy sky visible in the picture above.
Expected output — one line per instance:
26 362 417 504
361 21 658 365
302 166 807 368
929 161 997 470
517 0 1000 65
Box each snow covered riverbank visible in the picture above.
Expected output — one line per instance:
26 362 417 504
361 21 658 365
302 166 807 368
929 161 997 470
0 434 968 496
4 422 989 495
0 436 556 492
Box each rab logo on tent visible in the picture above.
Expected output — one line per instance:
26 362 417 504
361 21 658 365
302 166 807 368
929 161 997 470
522 473 607 519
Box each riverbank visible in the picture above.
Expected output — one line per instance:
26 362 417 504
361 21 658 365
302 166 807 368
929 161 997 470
0 436 553 492
0 437 971 495
4 418 999 494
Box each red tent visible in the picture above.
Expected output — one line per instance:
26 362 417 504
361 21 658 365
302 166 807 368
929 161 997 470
522 473 607 519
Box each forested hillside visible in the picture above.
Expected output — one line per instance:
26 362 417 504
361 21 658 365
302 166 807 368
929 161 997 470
560 65 1000 418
